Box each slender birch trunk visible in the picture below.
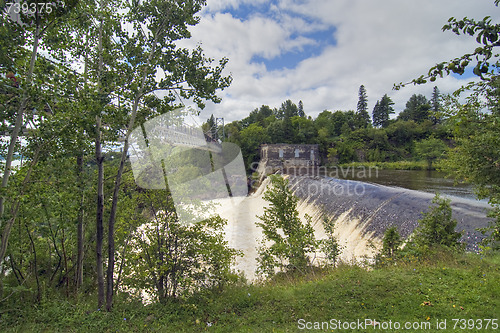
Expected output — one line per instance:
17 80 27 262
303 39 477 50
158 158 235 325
95 0 106 308
105 22 165 311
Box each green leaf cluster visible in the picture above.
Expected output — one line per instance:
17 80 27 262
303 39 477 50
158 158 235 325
412 194 463 250
256 175 321 277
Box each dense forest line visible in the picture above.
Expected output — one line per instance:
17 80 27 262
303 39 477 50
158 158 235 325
205 86 449 171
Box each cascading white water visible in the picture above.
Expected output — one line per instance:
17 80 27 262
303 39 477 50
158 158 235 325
213 175 383 281
212 174 493 281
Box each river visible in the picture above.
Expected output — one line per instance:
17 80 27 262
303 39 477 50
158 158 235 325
327 168 483 202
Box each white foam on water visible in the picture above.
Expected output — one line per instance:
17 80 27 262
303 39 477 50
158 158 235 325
213 177 381 281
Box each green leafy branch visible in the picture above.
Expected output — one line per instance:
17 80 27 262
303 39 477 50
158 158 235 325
394 3 500 90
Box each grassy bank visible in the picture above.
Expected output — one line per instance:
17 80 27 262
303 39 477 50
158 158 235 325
1 251 499 332
337 161 432 171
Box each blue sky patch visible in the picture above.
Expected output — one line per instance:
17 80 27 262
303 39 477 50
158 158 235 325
450 63 499 81
251 27 337 71
450 65 476 80
215 0 337 71
219 1 273 21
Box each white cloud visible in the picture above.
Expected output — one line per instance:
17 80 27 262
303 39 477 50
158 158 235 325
183 0 498 122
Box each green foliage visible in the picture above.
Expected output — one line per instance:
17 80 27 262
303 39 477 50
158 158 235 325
430 86 442 124
441 80 500 249
338 160 429 170
331 139 357 164
386 120 417 149
276 99 299 119
298 100 305 117
2 251 500 332
265 118 285 143
256 175 320 277
239 123 269 168
382 226 401 257
372 94 395 128
319 216 342 267
122 195 240 302
412 194 463 250
415 137 448 169
224 121 242 143
398 94 431 123
375 226 402 267
395 0 500 251
478 208 500 251
228 98 445 168
356 85 371 127
1 0 234 311
291 116 317 143
241 105 274 128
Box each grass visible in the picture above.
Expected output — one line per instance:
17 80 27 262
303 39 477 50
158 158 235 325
337 161 431 170
1 251 499 332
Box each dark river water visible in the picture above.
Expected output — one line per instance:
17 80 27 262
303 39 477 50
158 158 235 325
324 167 483 202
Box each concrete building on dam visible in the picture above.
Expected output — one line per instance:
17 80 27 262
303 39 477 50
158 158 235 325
258 144 320 176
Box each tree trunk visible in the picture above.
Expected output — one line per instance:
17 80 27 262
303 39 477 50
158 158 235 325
0 24 39 221
75 154 85 291
25 222 41 303
105 26 163 311
0 145 41 299
96 115 105 308
96 0 106 309
75 28 90 295
60 228 70 297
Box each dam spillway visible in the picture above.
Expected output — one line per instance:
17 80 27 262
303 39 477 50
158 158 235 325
287 175 492 252
217 175 492 280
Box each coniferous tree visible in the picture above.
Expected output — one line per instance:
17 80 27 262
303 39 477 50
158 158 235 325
356 85 370 127
202 114 217 140
209 114 217 139
398 94 430 123
382 227 401 257
372 100 382 127
430 86 441 124
378 94 395 128
278 99 299 119
372 95 394 128
431 87 440 113
277 100 298 142
298 100 305 117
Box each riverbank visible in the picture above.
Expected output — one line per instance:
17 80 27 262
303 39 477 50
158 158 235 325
2 251 499 332
336 161 433 170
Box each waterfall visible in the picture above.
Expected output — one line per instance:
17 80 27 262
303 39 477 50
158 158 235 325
216 175 492 280
288 175 491 252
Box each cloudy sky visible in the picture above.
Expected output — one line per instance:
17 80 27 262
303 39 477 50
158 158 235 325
178 0 497 122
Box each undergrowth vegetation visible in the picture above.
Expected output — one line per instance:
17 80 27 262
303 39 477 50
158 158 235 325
1 251 498 332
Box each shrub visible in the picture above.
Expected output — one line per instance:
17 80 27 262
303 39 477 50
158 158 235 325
320 216 343 267
478 207 500 251
382 226 401 257
256 175 320 277
412 193 463 250
122 204 241 302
